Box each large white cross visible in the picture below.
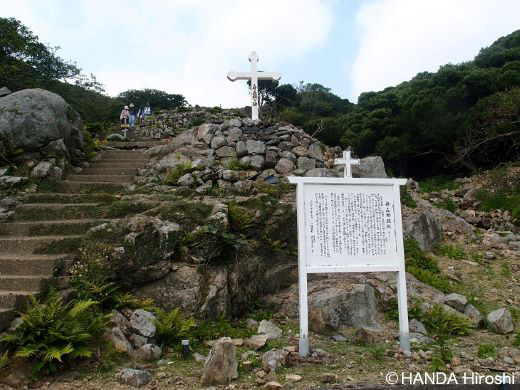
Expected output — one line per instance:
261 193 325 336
335 150 360 178
227 51 281 121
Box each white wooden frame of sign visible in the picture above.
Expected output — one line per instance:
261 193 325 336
288 175 410 357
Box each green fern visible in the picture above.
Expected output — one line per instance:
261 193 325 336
154 308 196 348
0 291 107 375
0 350 8 372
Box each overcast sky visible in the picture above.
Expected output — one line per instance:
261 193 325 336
2 0 520 107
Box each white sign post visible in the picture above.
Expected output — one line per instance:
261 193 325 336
227 51 281 121
288 152 410 357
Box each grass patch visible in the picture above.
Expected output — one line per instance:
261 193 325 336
405 239 453 293
477 189 520 225
419 175 462 193
225 158 249 171
190 317 254 347
28 221 100 236
106 199 153 218
436 243 467 260
477 344 497 359
400 186 417 208
34 236 84 255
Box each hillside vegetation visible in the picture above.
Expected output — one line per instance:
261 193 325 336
267 30 520 177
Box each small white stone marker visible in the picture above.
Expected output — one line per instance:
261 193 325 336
335 150 360 178
227 51 281 121
122 128 128 139
288 150 410 357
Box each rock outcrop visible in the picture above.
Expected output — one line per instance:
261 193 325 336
0 88 84 159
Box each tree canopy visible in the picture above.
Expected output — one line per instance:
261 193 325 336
267 29 520 177
117 89 187 110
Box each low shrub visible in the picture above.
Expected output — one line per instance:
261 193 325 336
405 238 440 273
437 198 457 213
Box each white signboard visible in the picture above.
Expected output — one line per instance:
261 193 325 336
289 174 410 357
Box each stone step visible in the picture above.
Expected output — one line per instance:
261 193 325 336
100 153 148 161
0 235 82 254
0 275 49 291
13 203 105 221
67 174 135 183
0 254 67 275
38 181 126 194
80 167 138 176
22 193 118 204
89 162 146 169
107 141 163 149
0 308 14 331
0 219 110 236
0 290 39 309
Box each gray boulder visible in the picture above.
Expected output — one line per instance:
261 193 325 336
275 158 294 174
135 343 162 361
352 156 388 178
464 304 483 325
117 368 152 388
210 135 227 149
487 308 514 334
200 337 238 386
307 143 324 161
262 349 289 372
443 293 468 312
0 87 12 97
308 284 381 332
403 205 443 252
297 156 316 171
236 141 248 157
130 309 156 338
305 168 338 178
250 155 265 171
102 327 133 354
0 89 83 157
409 319 427 335
246 140 265 154
257 320 283 340
135 266 201 313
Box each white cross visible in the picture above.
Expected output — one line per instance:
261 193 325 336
227 51 281 121
335 150 360 178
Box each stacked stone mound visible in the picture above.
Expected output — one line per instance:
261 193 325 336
139 117 387 194
133 107 238 139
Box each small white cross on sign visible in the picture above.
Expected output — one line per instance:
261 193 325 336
227 51 281 121
335 150 360 178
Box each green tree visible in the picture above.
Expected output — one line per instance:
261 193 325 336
117 88 187 110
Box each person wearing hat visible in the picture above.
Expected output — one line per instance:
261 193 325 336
128 103 137 129
120 105 130 128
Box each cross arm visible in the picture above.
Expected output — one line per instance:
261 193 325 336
257 72 281 81
227 71 252 81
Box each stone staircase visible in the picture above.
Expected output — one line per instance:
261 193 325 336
0 149 149 330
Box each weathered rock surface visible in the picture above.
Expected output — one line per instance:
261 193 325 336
352 156 388 178
117 368 152 388
129 309 157 338
308 284 381 332
200 337 238 386
487 308 514 334
257 320 283 340
0 89 83 158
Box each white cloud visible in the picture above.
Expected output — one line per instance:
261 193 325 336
351 0 520 100
2 0 333 107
